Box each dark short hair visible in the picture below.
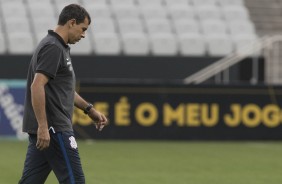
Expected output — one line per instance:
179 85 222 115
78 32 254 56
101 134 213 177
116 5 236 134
58 4 91 25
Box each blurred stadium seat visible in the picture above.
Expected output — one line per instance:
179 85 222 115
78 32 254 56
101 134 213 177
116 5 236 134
218 0 245 7
231 34 258 53
0 16 4 35
70 36 93 55
195 5 222 21
137 0 164 7
191 0 218 6
0 0 260 56
121 32 150 55
93 32 121 55
109 0 135 7
205 34 233 56
177 33 206 56
2 1 27 18
82 0 108 6
7 32 34 54
26 0 51 3
111 5 140 20
5 17 31 34
0 33 6 53
91 17 116 34
149 33 178 56
227 20 256 37
28 3 56 19
167 5 196 21
140 6 168 20
33 17 57 43
86 4 112 19
117 18 144 34
54 0 81 14
222 6 250 21
173 19 201 35
164 0 191 6
200 19 228 36
145 18 172 35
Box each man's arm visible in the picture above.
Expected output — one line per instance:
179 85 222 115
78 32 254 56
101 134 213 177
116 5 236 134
74 91 90 111
31 73 50 150
74 92 108 131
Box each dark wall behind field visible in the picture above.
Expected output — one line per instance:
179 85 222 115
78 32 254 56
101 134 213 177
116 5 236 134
0 55 263 83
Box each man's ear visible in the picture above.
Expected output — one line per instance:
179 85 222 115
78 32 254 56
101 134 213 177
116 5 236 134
68 19 76 27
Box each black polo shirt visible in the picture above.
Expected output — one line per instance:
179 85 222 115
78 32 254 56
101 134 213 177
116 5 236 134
23 30 76 134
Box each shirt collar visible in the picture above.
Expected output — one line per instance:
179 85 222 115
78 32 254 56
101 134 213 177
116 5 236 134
48 30 69 48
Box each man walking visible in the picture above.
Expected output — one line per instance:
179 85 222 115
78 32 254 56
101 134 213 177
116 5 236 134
19 4 108 184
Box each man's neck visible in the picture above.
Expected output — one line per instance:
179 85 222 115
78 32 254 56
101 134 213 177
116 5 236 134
54 26 68 45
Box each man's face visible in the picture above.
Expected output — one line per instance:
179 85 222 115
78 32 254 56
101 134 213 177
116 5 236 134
68 17 89 44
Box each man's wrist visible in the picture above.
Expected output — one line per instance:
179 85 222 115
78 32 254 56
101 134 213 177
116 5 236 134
83 103 93 114
38 121 48 128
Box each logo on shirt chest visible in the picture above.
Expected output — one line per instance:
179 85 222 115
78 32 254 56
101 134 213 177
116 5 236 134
66 58 73 71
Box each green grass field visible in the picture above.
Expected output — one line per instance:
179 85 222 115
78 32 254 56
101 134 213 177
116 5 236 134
1 140 282 184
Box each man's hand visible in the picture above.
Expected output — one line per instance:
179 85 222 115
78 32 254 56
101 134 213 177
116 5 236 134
88 109 108 131
36 125 50 151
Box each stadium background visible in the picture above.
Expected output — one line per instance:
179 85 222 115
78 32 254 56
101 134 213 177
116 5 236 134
1 0 282 183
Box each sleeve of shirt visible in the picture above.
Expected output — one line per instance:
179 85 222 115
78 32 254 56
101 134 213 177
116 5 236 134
36 44 62 79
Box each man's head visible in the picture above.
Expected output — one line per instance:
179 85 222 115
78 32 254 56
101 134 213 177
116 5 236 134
57 4 91 44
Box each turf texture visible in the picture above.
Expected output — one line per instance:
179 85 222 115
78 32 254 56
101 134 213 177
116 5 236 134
0 140 281 184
